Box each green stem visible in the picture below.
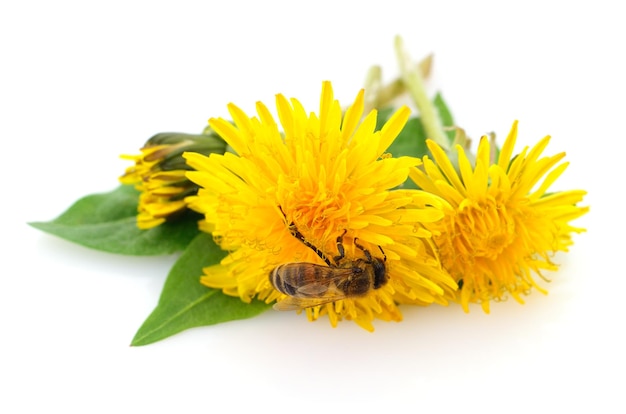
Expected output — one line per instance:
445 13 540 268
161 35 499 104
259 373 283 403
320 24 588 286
362 65 383 115
394 35 449 150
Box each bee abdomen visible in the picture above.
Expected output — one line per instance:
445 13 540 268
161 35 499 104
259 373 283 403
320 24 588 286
270 265 294 296
270 263 328 298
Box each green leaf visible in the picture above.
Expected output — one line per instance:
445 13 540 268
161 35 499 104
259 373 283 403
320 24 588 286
131 233 271 346
433 92 454 126
376 108 428 160
376 94 461 158
377 93 455 151
29 185 200 255
376 107 429 190
433 92 456 144
375 107 396 129
386 117 428 160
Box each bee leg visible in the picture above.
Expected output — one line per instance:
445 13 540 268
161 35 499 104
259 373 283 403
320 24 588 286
278 205 333 267
291 226 333 267
279 206 299 236
302 237 332 267
353 238 372 262
354 239 386 263
333 229 348 264
378 245 387 262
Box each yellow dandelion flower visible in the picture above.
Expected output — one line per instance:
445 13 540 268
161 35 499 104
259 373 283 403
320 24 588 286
120 132 226 229
409 121 589 313
184 81 457 331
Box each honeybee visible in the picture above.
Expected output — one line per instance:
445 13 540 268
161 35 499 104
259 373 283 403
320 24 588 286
270 224 388 311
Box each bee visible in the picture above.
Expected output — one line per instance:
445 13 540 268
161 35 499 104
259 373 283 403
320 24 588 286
270 222 388 311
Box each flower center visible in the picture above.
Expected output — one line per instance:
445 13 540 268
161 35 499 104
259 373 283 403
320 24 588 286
280 181 350 254
291 196 345 241
436 196 516 270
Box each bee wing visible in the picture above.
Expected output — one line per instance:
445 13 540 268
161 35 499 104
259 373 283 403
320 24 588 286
294 268 354 296
274 268 354 311
273 295 346 311
296 283 331 296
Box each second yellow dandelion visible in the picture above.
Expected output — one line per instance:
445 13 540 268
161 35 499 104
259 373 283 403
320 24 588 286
410 121 589 312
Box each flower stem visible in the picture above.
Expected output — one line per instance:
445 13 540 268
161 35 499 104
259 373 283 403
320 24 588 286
394 35 450 150
362 55 433 115
362 65 383 115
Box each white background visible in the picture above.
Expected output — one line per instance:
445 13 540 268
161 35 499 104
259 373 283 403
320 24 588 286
1 1 622 413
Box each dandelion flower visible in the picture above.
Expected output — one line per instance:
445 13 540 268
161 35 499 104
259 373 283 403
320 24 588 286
184 81 457 331
410 121 589 312
120 131 226 229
